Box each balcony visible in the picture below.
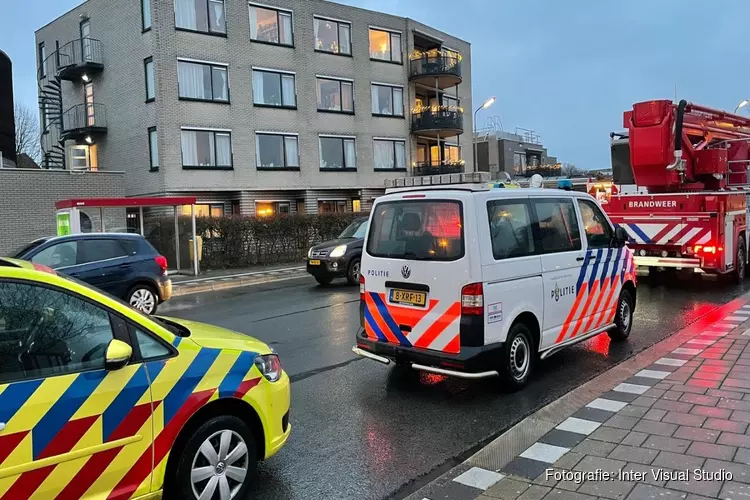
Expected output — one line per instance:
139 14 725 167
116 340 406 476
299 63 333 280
61 103 107 141
411 106 464 138
56 38 104 81
412 161 464 176
409 51 462 89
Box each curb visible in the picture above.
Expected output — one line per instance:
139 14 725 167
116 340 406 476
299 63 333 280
405 291 750 500
171 268 309 297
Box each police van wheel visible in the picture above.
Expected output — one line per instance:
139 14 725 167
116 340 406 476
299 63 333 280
608 289 634 341
498 323 534 391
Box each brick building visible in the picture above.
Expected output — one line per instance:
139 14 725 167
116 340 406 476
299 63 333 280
35 0 472 217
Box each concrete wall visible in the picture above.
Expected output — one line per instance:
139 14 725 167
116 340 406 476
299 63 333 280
0 169 125 255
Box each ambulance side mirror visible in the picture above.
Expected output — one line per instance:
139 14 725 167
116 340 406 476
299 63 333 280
614 226 629 247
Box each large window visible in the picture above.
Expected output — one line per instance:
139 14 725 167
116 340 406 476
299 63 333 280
487 200 535 260
255 133 299 169
319 136 356 170
179 204 225 217
256 201 290 217
316 77 353 113
252 69 296 108
148 127 158 170
319 201 347 214
181 129 232 169
142 0 152 31
178 60 229 102
371 83 403 116
175 0 226 35
578 199 613 248
249 4 293 46
532 199 582 253
373 139 406 170
144 57 155 101
314 16 351 55
369 28 401 63
0 281 116 383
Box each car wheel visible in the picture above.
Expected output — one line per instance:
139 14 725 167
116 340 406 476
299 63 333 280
608 289 634 341
734 237 746 284
172 416 257 500
498 323 534 391
346 258 361 286
127 284 158 314
315 276 333 286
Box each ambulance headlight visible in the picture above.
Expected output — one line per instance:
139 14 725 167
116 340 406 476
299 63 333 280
329 245 347 258
254 354 282 382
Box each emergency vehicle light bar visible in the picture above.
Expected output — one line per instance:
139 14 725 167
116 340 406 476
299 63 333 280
384 172 490 189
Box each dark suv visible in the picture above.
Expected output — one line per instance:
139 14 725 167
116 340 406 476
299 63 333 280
12 233 171 314
306 217 368 286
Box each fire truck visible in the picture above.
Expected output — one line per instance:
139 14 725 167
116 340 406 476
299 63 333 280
604 99 750 282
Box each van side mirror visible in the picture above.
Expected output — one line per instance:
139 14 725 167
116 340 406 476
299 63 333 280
614 226 629 247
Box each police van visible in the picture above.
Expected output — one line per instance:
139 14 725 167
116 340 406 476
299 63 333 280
353 172 636 390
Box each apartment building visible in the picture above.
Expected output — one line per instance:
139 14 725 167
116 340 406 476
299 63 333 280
475 128 559 179
35 0 472 216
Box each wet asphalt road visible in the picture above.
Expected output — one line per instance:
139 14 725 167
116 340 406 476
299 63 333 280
161 272 750 500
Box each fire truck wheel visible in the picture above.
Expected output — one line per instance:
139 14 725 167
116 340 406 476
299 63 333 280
733 237 746 284
608 289 634 341
498 323 534 391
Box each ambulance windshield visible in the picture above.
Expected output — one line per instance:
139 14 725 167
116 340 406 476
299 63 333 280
366 200 464 261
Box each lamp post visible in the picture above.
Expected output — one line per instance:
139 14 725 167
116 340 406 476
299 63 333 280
473 96 496 173
735 100 750 113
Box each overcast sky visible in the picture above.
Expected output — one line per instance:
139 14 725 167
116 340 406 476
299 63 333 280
2 0 748 170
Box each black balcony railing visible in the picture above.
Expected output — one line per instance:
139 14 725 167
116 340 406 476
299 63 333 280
57 38 104 80
413 162 464 176
411 108 464 136
62 103 107 138
409 54 462 86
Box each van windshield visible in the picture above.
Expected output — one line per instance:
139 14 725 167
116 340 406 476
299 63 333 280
366 200 464 261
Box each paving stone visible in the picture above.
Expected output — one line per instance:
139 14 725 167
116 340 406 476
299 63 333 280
603 415 640 431
690 405 732 419
539 429 586 449
718 398 750 411
652 451 705 469
587 398 628 412
571 439 617 458
633 419 678 437
588 426 629 444
708 388 745 399
631 396 658 407
521 443 570 463
719 481 750 500
669 384 708 395
686 440 737 460
484 477 530 500
502 457 551 481
666 476 722 498
621 431 648 447
570 407 617 424
662 390 683 401
431 480 485 500
577 479 635 500
617 406 648 419
661 411 706 427
642 435 691 454
643 408 667 421
574 455 626 474
608 444 660 464
672 425 720 443
717 431 750 448
542 489 598 500
735 447 750 465
684 494 714 500
621 462 671 486
626 484 687 499
679 393 719 406
600 391 640 403
516 484 550 500
624 377 660 388
642 388 666 398
554 451 585 470
703 417 747 434
726 378 750 389
652 399 694 413
703 458 750 484
731 410 750 424
691 371 726 382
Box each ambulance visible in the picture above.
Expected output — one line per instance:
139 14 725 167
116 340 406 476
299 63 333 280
353 172 637 390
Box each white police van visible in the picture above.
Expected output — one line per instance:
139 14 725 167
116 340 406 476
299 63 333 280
353 172 636 390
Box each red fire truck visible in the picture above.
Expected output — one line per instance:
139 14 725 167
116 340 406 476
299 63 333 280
605 99 750 282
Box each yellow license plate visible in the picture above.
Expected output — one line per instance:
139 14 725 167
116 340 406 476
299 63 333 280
390 289 427 307
309 259 321 265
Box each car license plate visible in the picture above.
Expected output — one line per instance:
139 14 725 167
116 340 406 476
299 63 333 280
389 289 427 307
309 259 321 266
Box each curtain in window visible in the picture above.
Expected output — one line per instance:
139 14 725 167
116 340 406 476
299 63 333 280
179 62 208 99
391 33 401 62
342 82 353 112
339 24 351 54
181 130 198 165
279 12 292 44
395 142 406 168
216 134 231 166
249 7 259 39
208 0 225 33
212 67 228 100
175 0 197 30
281 75 295 106
284 137 299 166
371 86 379 114
393 88 403 115
373 141 393 169
252 71 265 104
344 140 356 168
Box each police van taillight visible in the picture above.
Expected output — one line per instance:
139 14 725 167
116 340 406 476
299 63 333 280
359 274 365 300
359 275 366 328
461 283 484 315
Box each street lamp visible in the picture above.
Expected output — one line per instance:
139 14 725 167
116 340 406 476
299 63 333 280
473 96 496 173
735 100 749 113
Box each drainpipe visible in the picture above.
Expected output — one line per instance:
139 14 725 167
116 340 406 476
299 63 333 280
666 99 688 171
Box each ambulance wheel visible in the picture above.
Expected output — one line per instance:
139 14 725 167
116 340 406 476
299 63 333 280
733 237 746 284
608 289 634 341
498 323 534 391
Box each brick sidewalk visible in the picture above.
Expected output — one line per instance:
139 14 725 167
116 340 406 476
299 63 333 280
419 302 750 500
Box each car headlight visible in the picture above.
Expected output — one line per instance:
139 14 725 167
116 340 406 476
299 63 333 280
329 244 347 258
254 354 282 382
308 247 313 258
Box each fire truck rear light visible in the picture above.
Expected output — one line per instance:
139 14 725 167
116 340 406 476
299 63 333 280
461 283 484 316
702 246 716 254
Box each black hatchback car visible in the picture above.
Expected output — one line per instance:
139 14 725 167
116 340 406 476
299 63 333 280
307 217 368 286
12 233 171 314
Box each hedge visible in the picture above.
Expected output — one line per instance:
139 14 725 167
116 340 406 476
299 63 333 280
144 213 365 270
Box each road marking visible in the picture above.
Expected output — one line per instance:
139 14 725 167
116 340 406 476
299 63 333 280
733 310 750 316
556 417 601 435
687 339 715 345
672 347 702 355
520 443 569 463
710 323 735 330
654 357 687 367
723 315 746 322
587 398 628 412
613 383 650 395
452 467 505 490
701 331 728 337
636 369 671 380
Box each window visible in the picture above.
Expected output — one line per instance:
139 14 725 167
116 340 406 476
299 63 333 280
84 82 95 126
175 0 226 35
142 0 152 30
316 77 353 113
249 4 293 46
319 201 347 214
487 200 535 260
256 201 290 217
513 153 527 175
578 199 613 248
314 17 350 55
352 200 361 212
178 60 229 102
38 42 46 78
366 200 464 261
134 328 172 359
369 28 401 63
80 20 91 61
31 241 78 269
532 199 582 253
68 145 97 171
144 57 155 101
319 136 356 170
255 133 299 169
0 281 116 383
252 69 296 108
148 127 158 170
78 239 129 263
371 84 403 116
179 204 225 217
181 129 232 169
373 139 406 170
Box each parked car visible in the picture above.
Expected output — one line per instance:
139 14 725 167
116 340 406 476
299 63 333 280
306 217 368 286
11 233 171 314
